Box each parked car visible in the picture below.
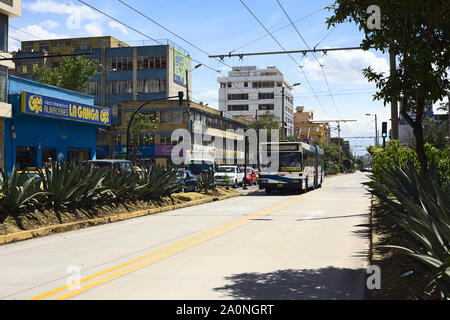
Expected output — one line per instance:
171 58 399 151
254 169 260 181
176 169 198 192
86 160 133 174
239 167 257 185
133 166 144 178
214 166 245 188
360 166 372 173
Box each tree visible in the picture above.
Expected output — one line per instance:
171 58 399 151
129 113 159 164
422 117 449 151
248 111 280 140
326 0 450 175
32 56 99 93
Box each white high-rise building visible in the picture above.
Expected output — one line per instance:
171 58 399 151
218 66 295 136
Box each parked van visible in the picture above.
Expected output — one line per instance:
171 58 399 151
86 160 133 174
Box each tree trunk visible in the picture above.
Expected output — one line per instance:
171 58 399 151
413 120 427 176
399 97 428 176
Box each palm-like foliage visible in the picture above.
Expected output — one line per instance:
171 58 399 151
38 162 111 211
137 165 180 200
197 171 217 193
0 167 45 215
364 161 450 299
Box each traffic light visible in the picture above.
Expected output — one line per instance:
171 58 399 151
178 91 184 106
381 122 387 138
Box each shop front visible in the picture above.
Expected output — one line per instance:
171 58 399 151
4 76 111 172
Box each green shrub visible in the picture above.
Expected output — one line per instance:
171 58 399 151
370 140 450 187
197 171 217 193
0 167 46 215
365 161 450 299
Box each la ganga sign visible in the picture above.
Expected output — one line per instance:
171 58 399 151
21 91 111 126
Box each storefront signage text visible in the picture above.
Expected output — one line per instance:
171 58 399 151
21 91 111 125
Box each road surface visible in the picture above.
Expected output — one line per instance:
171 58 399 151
0 172 371 300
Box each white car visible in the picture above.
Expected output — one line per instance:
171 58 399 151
214 166 245 188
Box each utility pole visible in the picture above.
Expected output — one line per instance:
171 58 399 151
256 110 260 171
243 136 248 190
390 51 399 140
375 114 378 147
281 86 285 140
312 119 357 164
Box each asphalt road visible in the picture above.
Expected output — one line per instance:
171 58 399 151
0 172 371 300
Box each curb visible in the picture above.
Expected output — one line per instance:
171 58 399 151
0 191 241 246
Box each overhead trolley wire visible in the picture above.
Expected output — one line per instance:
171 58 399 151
239 0 331 119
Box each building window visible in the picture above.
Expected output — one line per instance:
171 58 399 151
67 147 91 163
137 55 166 70
80 39 91 50
0 65 7 102
65 39 77 46
227 93 248 100
16 146 37 170
244 82 248 87
159 133 176 145
227 83 232 88
137 79 166 93
253 81 274 88
0 13 8 52
97 38 108 48
23 43 33 52
220 83 226 88
39 43 50 52
114 134 121 146
228 104 249 111
160 111 184 123
258 92 274 99
258 104 274 111
0 0 13 5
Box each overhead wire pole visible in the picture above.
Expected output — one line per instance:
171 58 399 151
312 119 357 164
275 0 342 120
238 0 332 121
209 46 369 59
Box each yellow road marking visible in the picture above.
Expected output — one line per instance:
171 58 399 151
31 174 355 300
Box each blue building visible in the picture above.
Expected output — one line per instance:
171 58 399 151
4 75 111 171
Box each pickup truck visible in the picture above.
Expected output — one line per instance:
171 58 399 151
214 166 245 188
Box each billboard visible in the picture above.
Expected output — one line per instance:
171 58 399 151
173 49 188 86
21 91 111 126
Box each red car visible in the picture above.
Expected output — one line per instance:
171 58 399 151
240 167 257 185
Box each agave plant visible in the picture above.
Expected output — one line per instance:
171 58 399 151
38 162 110 211
0 167 46 215
137 165 180 200
364 161 450 299
196 171 217 193
103 169 142 202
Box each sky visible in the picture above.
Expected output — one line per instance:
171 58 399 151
8 0 445 156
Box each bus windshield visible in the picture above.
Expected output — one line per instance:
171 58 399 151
188 161 213 175
279 152 302 169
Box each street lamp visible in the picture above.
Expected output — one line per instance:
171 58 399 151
281 82 300 139
365 113 378 147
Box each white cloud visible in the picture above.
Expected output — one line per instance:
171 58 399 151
83 22 103 37
301 49 389 84
40 20 60 30
10 24 68 42
192 89 219 110
23 0 102 30
108 21 128 35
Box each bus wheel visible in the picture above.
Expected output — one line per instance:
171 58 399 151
265 188 272 194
